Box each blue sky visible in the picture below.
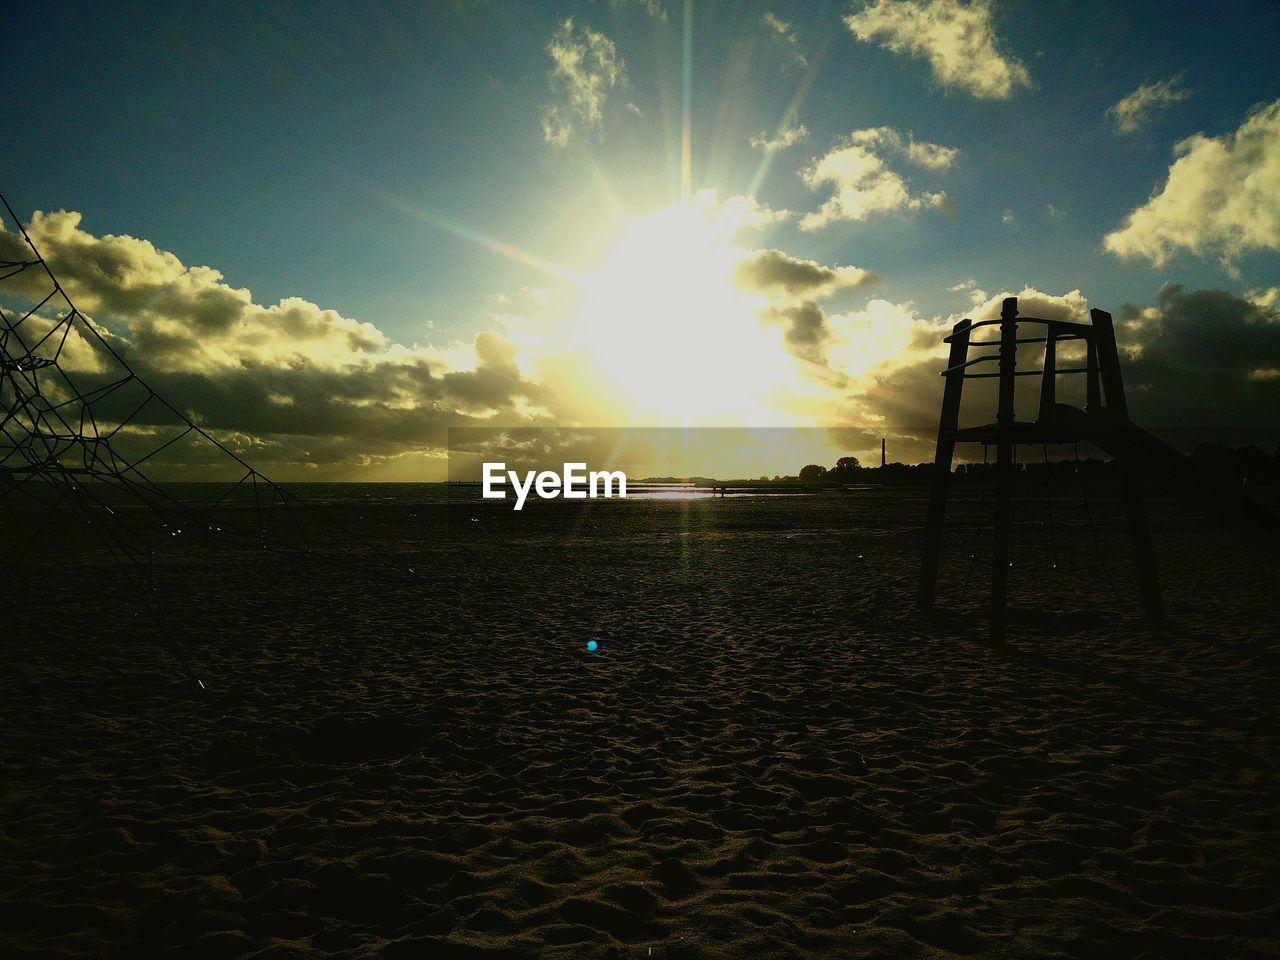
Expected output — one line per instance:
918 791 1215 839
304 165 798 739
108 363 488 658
2 1 1278 477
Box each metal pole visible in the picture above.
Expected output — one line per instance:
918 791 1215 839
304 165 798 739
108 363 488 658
1091 308 1164 622
919 317 972 609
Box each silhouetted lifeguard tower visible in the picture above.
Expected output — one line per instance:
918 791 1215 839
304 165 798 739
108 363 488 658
918 295 1280 641
918 296 1168 641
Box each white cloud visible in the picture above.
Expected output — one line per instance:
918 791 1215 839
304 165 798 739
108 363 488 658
1104 98 1280 271
540 18 623 147
750 120 808 152
1107 75 1189 134
844 0 1031 100
949 277 989 306
902 138 959 169
842 286 1093 449
967 286 1089 324
0 210 390 371
0 210 545 476
1248 285 1279 311
826 298 934 384
763 12 808 66
799 127 958 230
703 190 791 230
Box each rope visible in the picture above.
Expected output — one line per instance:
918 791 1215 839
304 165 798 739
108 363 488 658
960 443 990 592
950 439 1124 606
1075 441 1119 600
1043 442 1060 572
1009 442 1018 575
0 194 418 692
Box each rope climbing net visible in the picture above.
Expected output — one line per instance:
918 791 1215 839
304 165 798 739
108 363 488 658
0 194 403 685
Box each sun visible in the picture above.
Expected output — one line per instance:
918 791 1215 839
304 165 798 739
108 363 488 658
568 196 799 426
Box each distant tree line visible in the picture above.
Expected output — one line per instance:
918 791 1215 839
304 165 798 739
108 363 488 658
795 457 940 485
794 454 1117 485
794 442 1280 486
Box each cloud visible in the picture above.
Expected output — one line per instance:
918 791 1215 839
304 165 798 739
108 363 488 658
0 211 391 371
799 127 958 230
1249 286 1279 311
750 120 808 153
712 199 879 366
734 249 880 301
0 210 544 477
827 298 938 384
540 18 623 147
1107 75 1189 134
1118 284 1280 435
763 301 828 363
736 250 881 364
968 286 1089 324
844 0 1031 100
949 277 989 306
618 204 876 370
706 190 791 230
32 208 1263 479
901 138 960 170
820 283 1280 463
782 296 956 463
1104 98 1280 271
837 287 1091 457
1 194 861 478
763 12 807 67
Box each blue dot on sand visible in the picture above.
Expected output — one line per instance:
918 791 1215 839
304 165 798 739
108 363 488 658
586 639 598 652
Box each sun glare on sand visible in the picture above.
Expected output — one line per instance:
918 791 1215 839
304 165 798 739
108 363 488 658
571 198 800 425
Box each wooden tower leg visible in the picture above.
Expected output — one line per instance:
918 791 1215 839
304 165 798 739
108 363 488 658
919 317 972 609
1092 308 1164 622
990 297 1019 643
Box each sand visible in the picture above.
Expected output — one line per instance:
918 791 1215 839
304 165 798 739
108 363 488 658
2 487 1278 958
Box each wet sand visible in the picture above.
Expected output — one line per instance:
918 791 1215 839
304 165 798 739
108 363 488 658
2 488 1278 958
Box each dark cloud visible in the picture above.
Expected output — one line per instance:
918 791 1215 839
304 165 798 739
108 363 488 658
762 301 828 363
734 248 880 300
736 249 880 365
1120 284 1280 438
856 356 944 439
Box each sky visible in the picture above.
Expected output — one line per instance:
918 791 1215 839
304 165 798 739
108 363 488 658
2 0 1279 479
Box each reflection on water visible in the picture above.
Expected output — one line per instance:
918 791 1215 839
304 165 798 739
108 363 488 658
627 484 715 500
626 484 818 500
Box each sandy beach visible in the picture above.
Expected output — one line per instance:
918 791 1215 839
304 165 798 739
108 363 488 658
2 487 1278 958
